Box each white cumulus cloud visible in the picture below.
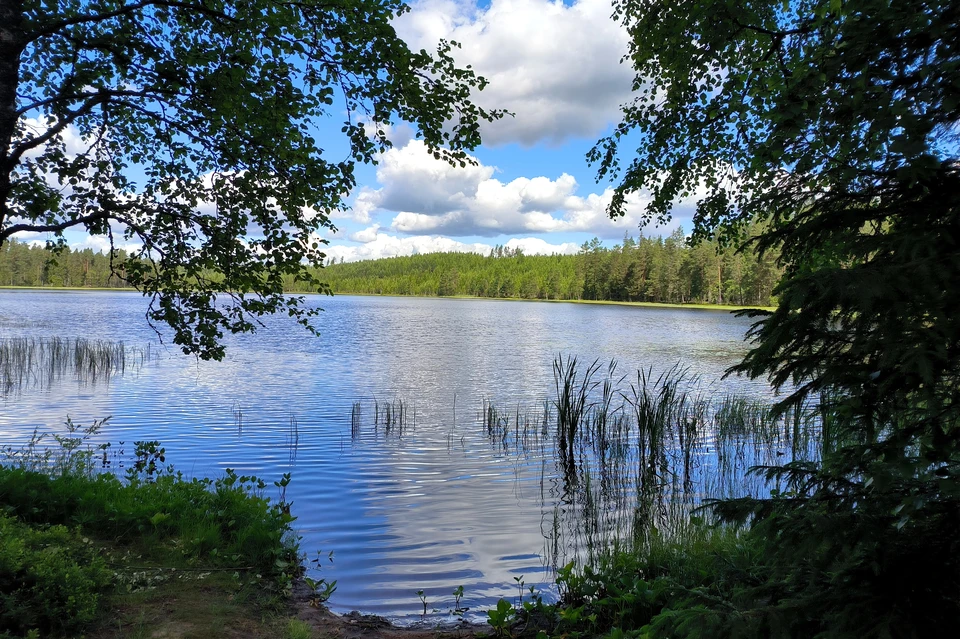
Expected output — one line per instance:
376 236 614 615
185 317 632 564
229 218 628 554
396 0 633 146
351 140 684 238
503 237 580 255
69 235 143 255
348 224 382 243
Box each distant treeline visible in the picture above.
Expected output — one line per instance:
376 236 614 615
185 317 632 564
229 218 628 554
2 230 782 306
305 229 782 306
0 240 129 288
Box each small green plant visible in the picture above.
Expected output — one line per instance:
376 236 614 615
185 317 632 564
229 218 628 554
487 598 516 637
452 584 467 615
274 472 292 505
126 440 168 482
2 416 111 475
522 584 544 615
303 576 337 608
304 550 336 607
417 589 428 616
514 575 525 607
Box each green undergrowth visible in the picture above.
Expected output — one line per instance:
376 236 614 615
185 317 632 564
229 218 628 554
511 488 960 638
0 466 298 579
0 514 112 636
491 355 960 639
493 522 761 639
0 422 303 638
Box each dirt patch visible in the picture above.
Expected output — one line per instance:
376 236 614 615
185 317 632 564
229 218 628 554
294 606 486 639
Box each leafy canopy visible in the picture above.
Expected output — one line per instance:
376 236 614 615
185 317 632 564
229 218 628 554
597 0 960 633
595 0 960 409
0 0 503 358
594 0 958 233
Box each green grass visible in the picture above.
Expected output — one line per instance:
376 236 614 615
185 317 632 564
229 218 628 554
0 423 304 638
283 619 315 639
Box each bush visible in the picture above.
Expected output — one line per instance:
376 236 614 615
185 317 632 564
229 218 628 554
0 514 112 636
0 463 298 580
547 522 761 638
0 429 302 637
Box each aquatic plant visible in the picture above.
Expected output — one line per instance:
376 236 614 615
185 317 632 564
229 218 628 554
0 337 154 396
475 355 822 578
553 355 602 463
351 401 362 438
305 550 337 607
373 397 412 435
452 585 466 615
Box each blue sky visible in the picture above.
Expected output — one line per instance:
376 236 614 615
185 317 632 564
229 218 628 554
19 0 696 261
314 0 695 262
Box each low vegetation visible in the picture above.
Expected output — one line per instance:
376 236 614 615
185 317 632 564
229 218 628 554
476 356 960 638
0 421 303 638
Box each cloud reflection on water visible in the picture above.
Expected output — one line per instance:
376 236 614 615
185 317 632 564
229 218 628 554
0 290 766 619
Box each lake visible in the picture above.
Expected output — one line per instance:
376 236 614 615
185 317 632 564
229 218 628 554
0 290 773 621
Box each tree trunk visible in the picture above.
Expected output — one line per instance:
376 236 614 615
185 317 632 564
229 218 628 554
0 0 24 238
717 262 723 305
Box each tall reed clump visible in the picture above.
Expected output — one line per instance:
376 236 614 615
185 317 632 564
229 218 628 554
0 337 153 396
473 355 823 636
553 355 602 464
488 356 823 638
0 420 301 638
373 397 413 435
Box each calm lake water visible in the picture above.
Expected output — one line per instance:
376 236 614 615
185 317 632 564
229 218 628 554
0 290 770 621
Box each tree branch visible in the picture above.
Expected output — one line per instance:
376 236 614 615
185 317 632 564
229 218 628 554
0 209 110 244
9 87 184 166
26 1 238 45
7 91 109 166
15 86 182 118
728 17 812 40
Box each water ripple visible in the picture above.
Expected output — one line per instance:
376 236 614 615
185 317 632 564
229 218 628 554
0 290 769 619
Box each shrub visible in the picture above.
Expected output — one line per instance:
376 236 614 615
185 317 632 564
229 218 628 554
0 514 112 636
0 464 298 580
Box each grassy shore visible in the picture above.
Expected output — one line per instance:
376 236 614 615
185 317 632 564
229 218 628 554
0 285 139 292
308 290 775 313
0 423 302 639
0 284 773 312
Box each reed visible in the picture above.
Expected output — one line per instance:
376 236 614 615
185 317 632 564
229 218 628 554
287 414 299 463
481 399 510 446
372 397 412 435
351 401 362 438
0 337 153 395
553 355 602 462
475 355 823 576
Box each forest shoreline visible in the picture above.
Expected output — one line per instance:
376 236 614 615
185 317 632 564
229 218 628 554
0 285 774 313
